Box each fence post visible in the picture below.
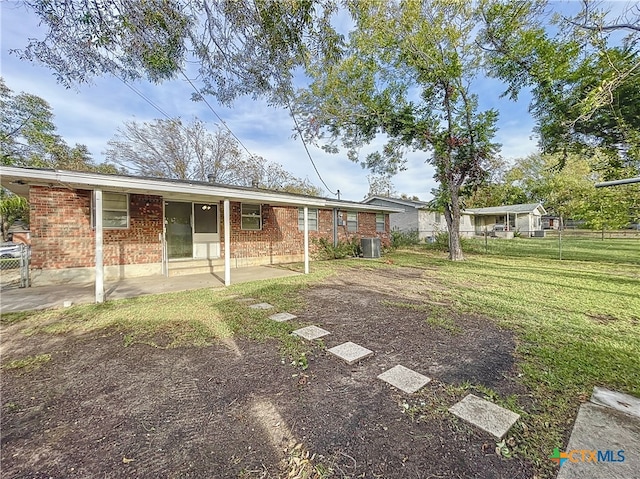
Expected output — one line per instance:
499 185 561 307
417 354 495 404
19 243 29 288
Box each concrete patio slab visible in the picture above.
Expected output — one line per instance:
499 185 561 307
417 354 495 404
249 303 274 310
328 342 373 365
557 402 640 479
292 325 330 340
378 365 431 394
449 394 520 439
591 387 640 419
269 312 297 322
0 266 301 314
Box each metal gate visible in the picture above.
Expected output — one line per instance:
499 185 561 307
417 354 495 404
0 243 30 289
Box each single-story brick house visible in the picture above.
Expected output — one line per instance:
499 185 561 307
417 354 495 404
362 196 475 241
0 167 401 299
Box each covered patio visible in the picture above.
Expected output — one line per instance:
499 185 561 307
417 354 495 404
0 265 301 314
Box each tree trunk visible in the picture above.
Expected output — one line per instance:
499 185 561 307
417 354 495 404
444 184 464 261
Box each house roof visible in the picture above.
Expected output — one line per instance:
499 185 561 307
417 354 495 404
0 166 404 213
466 203 547 216
362 195 432 209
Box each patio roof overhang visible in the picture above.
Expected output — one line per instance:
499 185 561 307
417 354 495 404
0 167 404 213
1 166 402 305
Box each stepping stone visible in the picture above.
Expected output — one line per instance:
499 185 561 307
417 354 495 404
328 342 373 365
249 302 274 310
269 312 297 322
378 365 431 394
591 386 640 419
292 325 331 340
449 394 520 439
557 402 640 479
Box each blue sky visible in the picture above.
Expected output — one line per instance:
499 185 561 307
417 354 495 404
0 2 547 202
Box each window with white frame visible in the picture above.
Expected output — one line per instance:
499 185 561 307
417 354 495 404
101 192 129 229
241 203 262 230
376 213 385 232
298 208 318 231
347 211 358 232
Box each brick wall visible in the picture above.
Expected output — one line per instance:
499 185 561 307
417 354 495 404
29 187 390 271
221 203 390 259
29 186 163 269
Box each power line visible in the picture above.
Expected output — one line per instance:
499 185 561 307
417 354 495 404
116 76 173 120
115 74 272 181
179 69 257 160
284 97 338 196
118 59 335 196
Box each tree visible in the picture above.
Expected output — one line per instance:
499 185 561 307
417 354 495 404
480 1 640 177
15 1 341 107
479 152 640 230
297 1 499 260
1 77 118 173
0 193 29 242
106 117 323 195
366 174 397 198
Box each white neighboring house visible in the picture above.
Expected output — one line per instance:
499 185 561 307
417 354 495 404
362 196 475 241
466 203 547 236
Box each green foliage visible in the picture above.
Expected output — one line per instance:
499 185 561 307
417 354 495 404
0 193 29 241
18 1 341 107
312 237 361 260
1 77 119 173
298 1 503 261
480 1 640 177
469 152 640 229
388 247 639 476
427 232 476 254
390 229 420 248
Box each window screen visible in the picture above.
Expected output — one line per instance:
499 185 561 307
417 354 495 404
347 212 358 232
241 204 262 230
103 192 128 228
298 208 318 231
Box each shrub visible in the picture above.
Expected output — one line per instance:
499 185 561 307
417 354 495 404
427 232 477 253
390 229 420 248
313 237 361 260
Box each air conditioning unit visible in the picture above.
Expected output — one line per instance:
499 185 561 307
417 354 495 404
361 238 381 259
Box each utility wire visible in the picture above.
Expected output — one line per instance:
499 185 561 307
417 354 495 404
115 73 272 182
284 97 337 196
179 69 257 161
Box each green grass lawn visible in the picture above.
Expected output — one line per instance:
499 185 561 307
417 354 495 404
2 239 638 477
460 235 640 264
390 242 639 474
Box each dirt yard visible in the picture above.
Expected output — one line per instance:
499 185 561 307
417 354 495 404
1 267 535 478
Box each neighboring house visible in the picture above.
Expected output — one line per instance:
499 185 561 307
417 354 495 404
466 203 547 236
362 196 474 241
542 215 560 230
0 167 400 288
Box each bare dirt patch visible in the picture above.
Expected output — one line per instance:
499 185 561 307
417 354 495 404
1 266 534 478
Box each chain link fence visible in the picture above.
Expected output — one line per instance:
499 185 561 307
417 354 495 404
0 244 31 290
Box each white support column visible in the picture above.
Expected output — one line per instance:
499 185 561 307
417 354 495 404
303 206 309 275
224 199 231 286
94 189 104 303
